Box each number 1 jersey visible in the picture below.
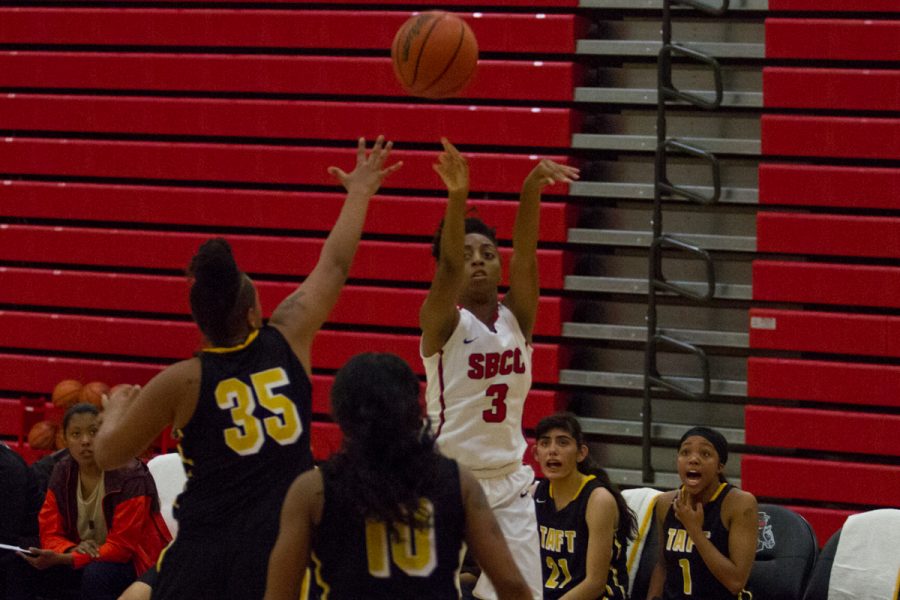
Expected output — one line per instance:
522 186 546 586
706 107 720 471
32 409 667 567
422 304 532 474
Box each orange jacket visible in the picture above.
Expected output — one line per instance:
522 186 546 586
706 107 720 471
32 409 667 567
39 454 172 575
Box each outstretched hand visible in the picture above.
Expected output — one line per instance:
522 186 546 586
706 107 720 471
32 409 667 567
525 159 580 189
328 136 403 197
432 137 469 197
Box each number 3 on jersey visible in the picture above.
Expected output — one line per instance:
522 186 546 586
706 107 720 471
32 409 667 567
482 383 508 423
215 367 302 455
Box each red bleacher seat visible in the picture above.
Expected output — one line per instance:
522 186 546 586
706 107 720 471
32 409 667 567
757 213 900 258
745 405 900 457
0 268 569 336
764 68 900 111
762 115 900 160
749 308 900 358
0 226 568 290
766 19 900 61
0 182 573 241
768 0 900 10
0 53 576 102
0 138 570 194
742 455 900 507
748 357 900 409
759 164 900 209
753 261 900 309
0 95 574 149
0 9 580 54
0 311 564 383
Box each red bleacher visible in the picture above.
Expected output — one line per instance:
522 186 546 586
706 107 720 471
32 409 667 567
0 268 570 337
750 308 900 358
766 19 900 61
757 213 900 259
0 139 570 193
745 406 900 457
0 53 576 102
759 164 900 209
753 261 900 309
742 456 900 508
764 68 900 111
768 0 900 9
0 96 574 149
762 115 900 160
0 9 581 54
0 182 574 241
748 357 900 409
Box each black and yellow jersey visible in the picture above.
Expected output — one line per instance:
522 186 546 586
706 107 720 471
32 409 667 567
310 455 465 599
534 475 629 600
173 325 313 539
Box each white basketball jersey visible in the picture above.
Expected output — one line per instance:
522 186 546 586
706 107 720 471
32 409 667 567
422 304 533 474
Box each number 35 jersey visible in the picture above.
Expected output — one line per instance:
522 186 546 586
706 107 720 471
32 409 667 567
422 304 532 474
174 325 313 536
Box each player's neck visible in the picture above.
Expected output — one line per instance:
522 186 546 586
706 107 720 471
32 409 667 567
460 295 498 328
550 471 589 510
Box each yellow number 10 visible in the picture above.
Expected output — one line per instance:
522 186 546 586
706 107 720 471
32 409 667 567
215 367 302 456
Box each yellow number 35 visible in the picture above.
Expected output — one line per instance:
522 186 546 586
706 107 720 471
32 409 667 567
215 367 302 455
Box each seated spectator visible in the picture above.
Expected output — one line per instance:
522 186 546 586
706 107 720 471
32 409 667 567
22 404 171 600
1 441 42 600
645 427 757 600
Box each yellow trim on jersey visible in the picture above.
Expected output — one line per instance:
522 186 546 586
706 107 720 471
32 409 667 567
310 552 330 600
202 329 260 354
155 538 174 572
709 481 728 502
549 474 596 501
626 494 658 573
893 567 900 600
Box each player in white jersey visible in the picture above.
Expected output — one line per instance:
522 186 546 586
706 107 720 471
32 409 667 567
420 138 579 600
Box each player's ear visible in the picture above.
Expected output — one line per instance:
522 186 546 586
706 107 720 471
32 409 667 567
576 444 589 464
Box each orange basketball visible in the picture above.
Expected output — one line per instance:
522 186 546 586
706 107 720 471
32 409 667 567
52 379 83 409
28 420 59 450
80 381 110 408
391 11 478 99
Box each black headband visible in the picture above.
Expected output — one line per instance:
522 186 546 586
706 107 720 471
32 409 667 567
679 426 728 465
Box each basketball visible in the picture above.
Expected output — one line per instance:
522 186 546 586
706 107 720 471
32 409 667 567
80 381 110 408
28 420 59 450
52 379 83 409
391 11 478 100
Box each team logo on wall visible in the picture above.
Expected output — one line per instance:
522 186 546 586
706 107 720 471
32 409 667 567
757 511 775 552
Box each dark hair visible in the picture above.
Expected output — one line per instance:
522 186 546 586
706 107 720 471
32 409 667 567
63 403 99 433
431 215 498 261
535 412 637 542
679 426 729 482
326 353 438 530
187 238 256 346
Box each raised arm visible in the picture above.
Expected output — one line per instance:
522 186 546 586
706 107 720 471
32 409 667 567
94 359 198 471
269 136 402 372
504 160 579 343
419 138 469 357
559 487 618 600
264 470 321 600
459 467 531 600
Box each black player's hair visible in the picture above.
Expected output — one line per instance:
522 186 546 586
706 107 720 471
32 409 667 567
431 215 498 261
187 238 256 346
679 426 729 483
62 403 99 434
536 412 637 542
327 353 438 531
